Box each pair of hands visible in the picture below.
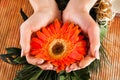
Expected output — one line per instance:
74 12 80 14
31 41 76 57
20 0 100 72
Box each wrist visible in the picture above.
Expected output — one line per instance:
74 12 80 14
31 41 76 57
29 0 57 12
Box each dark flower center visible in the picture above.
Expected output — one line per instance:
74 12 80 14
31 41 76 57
52 42 64 55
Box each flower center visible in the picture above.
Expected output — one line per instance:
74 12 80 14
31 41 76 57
52 42 64 55
48 39 68 59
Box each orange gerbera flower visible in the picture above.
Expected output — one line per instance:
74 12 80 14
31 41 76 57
30 19 87 72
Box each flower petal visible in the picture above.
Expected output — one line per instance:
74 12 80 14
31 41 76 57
49 24 56 34
36 31 47 42
31 49 41 55
70 26 80 42
54 19 61 33
64 23 74 39
61 21 70 34
31 42 41 49
69 51 84 60
31 38 43 47
42 27 51 37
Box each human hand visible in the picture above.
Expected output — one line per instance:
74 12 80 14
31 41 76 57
20 0 60 70
63 0 100 72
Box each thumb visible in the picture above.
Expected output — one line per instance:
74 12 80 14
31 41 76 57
26 53 44 65
20 24 32 57
88 22 100 59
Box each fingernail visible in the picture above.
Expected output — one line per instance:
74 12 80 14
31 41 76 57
67 68 71 73
67 70 71 73
66 67 71 73
95 50 100 59
70 67 75 71
37 59 44 64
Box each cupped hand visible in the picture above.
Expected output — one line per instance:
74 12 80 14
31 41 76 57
20 0 60 70
63 0 100 72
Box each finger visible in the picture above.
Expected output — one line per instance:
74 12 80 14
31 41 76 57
20 13 50 57
87 21 100 59
37 62 54 70
26 53 54 70
68 12 100 59
26 53 44 65
66 66 71 73
69 63 80 71
77 13 100 59
20 24 32 56
79 54 96 68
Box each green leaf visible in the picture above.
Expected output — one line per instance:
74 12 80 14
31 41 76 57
29 70 43 80
14 64 41 80
100 25 108 42
59 75 66 80
88 59 100 72
13 57 27 64
0 48 27 65
66 73 71 80
20 9 28 21
73 68 90 80
6 47 21 54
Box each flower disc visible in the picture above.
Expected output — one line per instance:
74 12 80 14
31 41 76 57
30 19 87 72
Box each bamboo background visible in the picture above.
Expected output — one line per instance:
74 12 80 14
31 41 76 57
0 0 120 80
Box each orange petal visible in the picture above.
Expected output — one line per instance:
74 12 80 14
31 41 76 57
61 21 70 34
66 23 74 32
70 26 80 42
42 27 51 37
35 53 46 60
78 35 84 40
69 51 84 60
75 41 87 47
61 58 72 66
47 27 53 36
31 41 41 49
31 38 43 47
54 19 61 33
75 47 86 55
52 60 59 67
36 31 47 42
49 24 56 34
66 26 79 40
31 49 41 55
59 63 65 70
64 23 74 39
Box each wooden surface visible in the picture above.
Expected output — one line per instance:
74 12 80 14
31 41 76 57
0 0 120 80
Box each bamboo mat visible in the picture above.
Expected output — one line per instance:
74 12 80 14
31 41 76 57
0 0 120 80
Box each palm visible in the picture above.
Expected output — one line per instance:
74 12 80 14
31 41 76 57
20 2 60 70
63 1 100 72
